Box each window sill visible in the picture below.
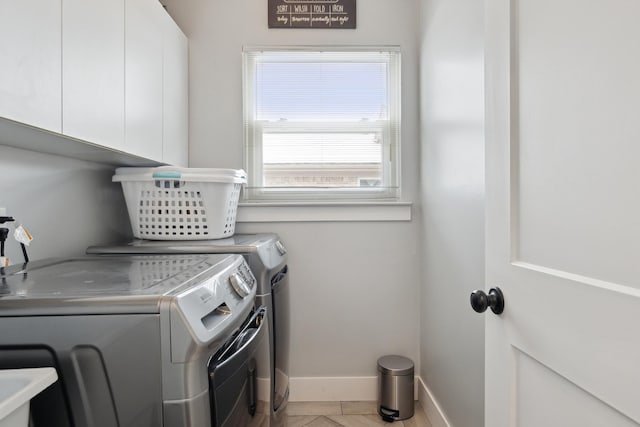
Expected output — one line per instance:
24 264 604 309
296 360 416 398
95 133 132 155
236 202 412 223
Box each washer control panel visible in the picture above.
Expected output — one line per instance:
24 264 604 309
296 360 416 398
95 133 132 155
171 255 257 348
236 260 256 290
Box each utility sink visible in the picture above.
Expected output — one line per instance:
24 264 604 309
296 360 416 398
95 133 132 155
0 368 57 427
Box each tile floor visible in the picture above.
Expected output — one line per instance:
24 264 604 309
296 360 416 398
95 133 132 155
287 401 432 427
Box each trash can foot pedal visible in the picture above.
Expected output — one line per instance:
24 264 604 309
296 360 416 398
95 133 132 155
380 406 399 422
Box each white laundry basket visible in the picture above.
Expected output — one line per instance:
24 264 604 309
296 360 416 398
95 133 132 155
114 166 247 240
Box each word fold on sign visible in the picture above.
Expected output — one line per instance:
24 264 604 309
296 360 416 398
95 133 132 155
268 0 356 29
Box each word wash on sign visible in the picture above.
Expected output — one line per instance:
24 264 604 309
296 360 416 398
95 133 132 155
268 0 356 29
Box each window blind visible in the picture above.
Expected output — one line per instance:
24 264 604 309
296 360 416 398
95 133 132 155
243 47 401 201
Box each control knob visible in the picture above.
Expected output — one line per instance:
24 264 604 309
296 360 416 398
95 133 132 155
275 240 287 255
229 273 251 298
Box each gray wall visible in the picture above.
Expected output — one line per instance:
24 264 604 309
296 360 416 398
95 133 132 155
418 0 486 426
162 0 423 380
237 221 420 378
0 145 131 262
0 1 488 423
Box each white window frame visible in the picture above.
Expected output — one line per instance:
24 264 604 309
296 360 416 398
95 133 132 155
242 46 401 202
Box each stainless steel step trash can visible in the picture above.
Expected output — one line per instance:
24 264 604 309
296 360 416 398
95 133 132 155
377 355 414 422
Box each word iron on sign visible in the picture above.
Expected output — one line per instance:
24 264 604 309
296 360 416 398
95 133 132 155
268 0 356 29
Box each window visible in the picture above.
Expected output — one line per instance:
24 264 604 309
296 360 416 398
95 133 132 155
242 47 401 202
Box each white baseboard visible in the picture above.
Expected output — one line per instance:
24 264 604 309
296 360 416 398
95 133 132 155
289 375 420 403
289 376 450 427
417 376 452 427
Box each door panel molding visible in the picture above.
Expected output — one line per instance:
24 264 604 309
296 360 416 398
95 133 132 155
507 0 640 289
513 261 640 298
512 346 638 426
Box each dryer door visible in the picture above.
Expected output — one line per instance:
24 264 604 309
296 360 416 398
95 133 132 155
208 307 270 427
271 266 290 412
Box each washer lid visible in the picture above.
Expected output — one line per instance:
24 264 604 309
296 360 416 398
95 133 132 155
0 254 235 314
86 233 288 277
86 233 279 255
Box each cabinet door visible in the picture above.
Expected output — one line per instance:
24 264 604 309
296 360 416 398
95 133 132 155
0 0 61 133
161 10 189 167
125 0 163 161
62 0 125 150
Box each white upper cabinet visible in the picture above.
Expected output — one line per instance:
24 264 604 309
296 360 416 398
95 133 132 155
0 0 62 133
0 0 188 164
125 0 164 161
161 9 189 167
62 0 126 151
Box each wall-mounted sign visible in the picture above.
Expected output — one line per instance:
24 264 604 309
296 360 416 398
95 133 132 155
268 0 356 29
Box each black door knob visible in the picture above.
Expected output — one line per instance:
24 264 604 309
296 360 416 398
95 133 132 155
470 287 504 314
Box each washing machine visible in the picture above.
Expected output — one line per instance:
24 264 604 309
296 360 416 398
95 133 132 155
87 233 290 426
0 253 270 427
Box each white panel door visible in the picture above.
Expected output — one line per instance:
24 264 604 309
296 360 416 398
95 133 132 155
125 0 163 161
484 0 640 426
161 9 188 167
62 0 125 150
0 0 61 132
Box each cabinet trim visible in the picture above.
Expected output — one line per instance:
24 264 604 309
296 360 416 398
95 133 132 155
0 117 163 166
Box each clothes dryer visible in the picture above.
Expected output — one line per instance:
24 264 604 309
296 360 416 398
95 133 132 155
87 233 290 426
